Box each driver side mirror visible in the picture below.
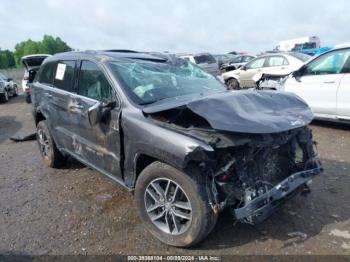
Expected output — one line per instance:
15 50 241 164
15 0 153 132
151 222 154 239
88 100 118 126
241 65 247 70
292 66 306 82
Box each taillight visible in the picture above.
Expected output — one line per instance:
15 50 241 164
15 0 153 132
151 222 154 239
25 87 32 94
23 76 29 80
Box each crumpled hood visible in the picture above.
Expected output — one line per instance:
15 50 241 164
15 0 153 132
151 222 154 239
143 90 314 134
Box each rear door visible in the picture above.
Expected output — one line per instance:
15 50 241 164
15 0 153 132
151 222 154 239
264 55 289 74
285 49 350 117
68 60 122 179
48 60 78 151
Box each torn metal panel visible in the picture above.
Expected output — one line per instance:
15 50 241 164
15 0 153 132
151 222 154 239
143 90 314 134
10 133 36 142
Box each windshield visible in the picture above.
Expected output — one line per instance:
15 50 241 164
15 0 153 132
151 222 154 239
193 54 216 64
109 58 226 105
289 52 311 62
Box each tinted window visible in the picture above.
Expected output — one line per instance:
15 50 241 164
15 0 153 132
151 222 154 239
38 62 56 85
232 56 243 63
53 61 76 91
193 54 216 64
304 49 350 76
246 58 265 69
289 52 311 62
267 56 288 67
242 56 253 62
78 61 113 101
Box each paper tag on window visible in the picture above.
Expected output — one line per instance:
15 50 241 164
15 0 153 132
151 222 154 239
55 63 66 80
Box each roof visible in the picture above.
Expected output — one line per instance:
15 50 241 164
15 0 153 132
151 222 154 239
44 50 168 64
177 52 212 57
334 42 350 49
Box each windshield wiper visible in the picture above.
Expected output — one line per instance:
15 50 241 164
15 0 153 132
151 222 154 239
139 97 168 105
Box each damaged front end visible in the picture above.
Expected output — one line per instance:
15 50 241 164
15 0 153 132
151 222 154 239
205 128 322 224
144 91 323 225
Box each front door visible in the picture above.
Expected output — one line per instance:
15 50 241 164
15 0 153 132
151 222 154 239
239 57 266 88
68 60 122 179
337 72 350 120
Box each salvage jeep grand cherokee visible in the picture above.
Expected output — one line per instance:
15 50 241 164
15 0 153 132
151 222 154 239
31 50 322 247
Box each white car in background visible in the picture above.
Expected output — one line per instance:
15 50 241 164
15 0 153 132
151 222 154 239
222 52 310 90
284 45 350 121
21 54 51 103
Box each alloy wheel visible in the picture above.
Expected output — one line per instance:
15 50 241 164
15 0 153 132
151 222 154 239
37 129 50 159
144 178 192 235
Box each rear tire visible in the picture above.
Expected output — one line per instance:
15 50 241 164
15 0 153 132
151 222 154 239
37 121 65 168
13 86 18 97
135 161 218 247
226 78 240 90
25 94 31 103
0 90 9 103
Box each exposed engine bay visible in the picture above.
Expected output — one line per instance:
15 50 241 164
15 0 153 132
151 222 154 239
208 127 321 224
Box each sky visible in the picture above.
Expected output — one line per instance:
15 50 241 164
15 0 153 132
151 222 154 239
0 0 349 54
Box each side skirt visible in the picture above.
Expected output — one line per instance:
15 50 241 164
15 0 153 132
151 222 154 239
60 148 133 192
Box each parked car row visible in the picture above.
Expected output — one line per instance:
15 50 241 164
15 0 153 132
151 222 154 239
222 52 310 89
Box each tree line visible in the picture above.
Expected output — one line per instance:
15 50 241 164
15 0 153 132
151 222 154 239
0 35 72 69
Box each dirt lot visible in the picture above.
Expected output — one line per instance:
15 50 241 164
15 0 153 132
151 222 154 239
0 93 350 256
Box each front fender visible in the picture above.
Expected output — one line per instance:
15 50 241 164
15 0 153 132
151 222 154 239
121 110 214 188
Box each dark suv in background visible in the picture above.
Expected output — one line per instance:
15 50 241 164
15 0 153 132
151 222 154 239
31 50 322 247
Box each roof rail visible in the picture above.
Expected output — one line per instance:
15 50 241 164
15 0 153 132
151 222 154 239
103 49 139 53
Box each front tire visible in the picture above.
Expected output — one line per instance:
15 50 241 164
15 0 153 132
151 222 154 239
226 78 240 90
135 161 217 247
37 121 65 168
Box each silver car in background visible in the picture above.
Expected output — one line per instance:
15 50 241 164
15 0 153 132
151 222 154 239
179 53 220 75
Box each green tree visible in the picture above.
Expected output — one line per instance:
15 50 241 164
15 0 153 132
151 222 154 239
13 35 72 67
0 49 16 69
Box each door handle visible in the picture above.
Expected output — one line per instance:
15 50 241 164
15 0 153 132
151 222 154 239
69 104 84 110
45 92 52 98
323 81 335 84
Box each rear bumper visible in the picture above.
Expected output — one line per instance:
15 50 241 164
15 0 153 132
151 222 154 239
233 164 323 224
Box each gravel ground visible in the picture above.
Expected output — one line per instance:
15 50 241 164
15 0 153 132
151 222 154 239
0 93 350 256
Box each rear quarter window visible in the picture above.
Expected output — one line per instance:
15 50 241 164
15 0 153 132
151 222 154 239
38 62 56 85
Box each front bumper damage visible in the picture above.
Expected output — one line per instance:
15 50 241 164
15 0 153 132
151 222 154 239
233 164 323 224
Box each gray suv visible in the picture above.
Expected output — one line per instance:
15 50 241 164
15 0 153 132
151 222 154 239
31 50 322 247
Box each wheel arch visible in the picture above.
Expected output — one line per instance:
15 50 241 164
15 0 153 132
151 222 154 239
35 109 47 126
224 76 239 85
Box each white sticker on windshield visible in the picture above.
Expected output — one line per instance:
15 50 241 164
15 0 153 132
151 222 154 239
55 63 66 80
